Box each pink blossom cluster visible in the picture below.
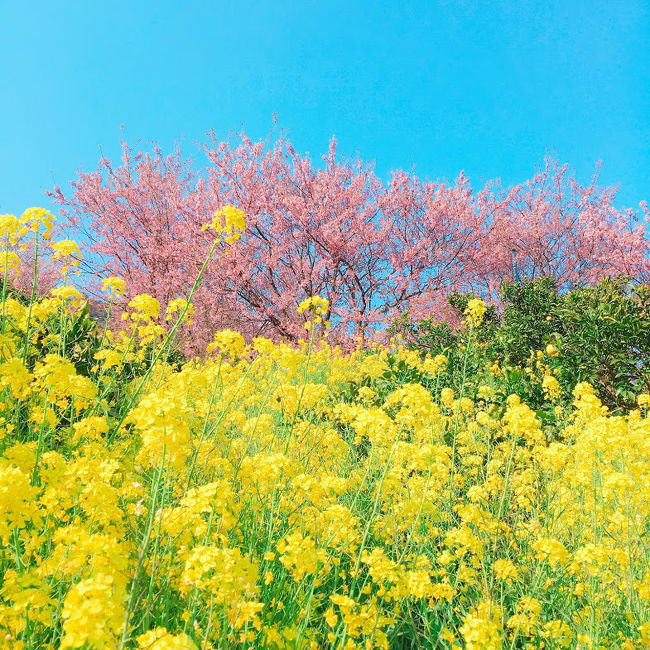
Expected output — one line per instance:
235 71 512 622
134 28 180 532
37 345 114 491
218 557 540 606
48 132 650 349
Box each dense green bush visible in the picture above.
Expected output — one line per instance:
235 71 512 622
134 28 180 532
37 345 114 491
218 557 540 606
392 276 650 411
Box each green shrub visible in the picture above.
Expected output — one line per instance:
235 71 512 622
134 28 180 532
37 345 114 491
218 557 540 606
392 276 650 411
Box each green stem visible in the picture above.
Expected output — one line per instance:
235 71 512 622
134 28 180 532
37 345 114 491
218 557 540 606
1 236 10 338
447 326 474 509
283 323 315 454
107 237 219 445
118 450 167 649
21 232 40 363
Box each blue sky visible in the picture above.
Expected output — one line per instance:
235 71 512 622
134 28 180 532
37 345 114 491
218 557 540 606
1 0 648 215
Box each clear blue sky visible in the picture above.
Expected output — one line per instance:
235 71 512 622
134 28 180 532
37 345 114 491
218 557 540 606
1 0 648 215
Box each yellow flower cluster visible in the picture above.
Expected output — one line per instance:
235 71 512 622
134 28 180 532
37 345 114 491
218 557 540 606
20 207 56 237
298 295 331 331
1 209 55 282
297 295 329 316
206 328 247 358
52 239 81 275
102 276 126 297
1 232 650 648
60 573 126 649
464 298 487 327
0 213 25 245
201 205 246 243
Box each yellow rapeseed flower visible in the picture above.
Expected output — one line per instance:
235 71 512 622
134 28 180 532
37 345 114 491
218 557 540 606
202 205 246 243
102 276 126 297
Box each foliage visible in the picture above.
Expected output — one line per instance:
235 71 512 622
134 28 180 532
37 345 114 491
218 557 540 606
393 276 650 412
555 277 650 408
494 276 560 366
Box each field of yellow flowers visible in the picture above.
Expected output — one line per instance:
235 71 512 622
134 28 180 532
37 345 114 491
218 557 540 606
1 209 650 649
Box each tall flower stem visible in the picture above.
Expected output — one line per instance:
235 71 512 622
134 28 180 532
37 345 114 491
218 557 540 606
21 232 40 363
107 237 220 445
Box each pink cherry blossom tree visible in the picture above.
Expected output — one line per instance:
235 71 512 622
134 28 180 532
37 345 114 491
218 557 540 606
50 132 649 349
473 158 649 298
